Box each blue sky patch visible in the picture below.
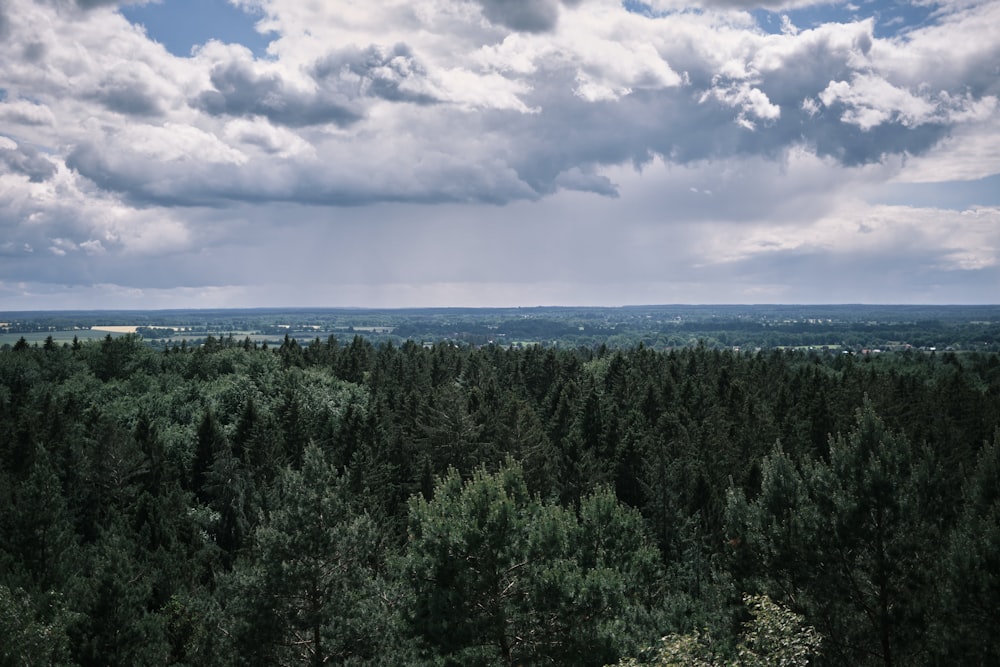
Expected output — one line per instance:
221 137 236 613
622 0 652 16
754 0 940 39
121 0 273 58
877 173 1000 210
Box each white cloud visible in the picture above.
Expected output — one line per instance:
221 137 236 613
892 111 1000 183
120 122 249 164
819 75 938 130
0 0 996 307
0 100 56 126
0 157 195 280
702 81 781 129
705 201 1000 275
5 0 989 204
222 117 315 157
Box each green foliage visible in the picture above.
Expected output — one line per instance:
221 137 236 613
727 401 947 665
0 585 73 667
737 595 822 667
610 594 821 667
937 430 1000 663
401 462 661 666
224 442 389 665
1 334 999 664
68 525 171 666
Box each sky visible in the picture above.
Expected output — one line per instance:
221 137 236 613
0 0 998 310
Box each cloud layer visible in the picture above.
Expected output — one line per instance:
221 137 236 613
0 0 997 308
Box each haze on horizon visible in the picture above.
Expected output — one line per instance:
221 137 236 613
0 0 998 310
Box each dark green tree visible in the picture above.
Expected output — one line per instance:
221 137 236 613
225 442 388 665
727 401 944 666
68 526 171 666
937 429 1000 663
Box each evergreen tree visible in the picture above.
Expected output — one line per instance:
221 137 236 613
225 442 387 665
727 401 944 666
192 408 227 503
938 429 1000 663
610 594 822 667
68 525 171 666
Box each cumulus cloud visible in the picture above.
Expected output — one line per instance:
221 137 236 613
195 52 362 127
707 203 1000 301
72 0 151 9
0 0 997 306
0 99 57 126
0 154 197 300
819 75 940 130
9 0 987 206
91 63 169 116
0 137 58 182
74 0 123 7
312 43 439 105
473 0 562 33
222 117 314 157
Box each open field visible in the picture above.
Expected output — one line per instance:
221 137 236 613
0 330 112 346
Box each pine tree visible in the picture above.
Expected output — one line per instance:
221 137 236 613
727 401 944 666
938 429 1000 662
225 442 387 665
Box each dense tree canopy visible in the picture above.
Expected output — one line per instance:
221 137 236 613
1 335 999 664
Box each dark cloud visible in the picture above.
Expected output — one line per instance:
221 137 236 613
0 5 9 40
720 242 1000 304
474 0 561 33
476 25 968 199
16 0 990 212
195 60 362 127
313 44 439 105
65 142 242 207
22 42 47 62
0 139 58 182
805 113 948 166
93 78 164 116
64 132 538 208
553 167 619 196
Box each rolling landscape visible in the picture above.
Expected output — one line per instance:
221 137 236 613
2 0 999 664
4 304 1000 352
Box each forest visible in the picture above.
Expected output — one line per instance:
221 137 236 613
2 332 1000 665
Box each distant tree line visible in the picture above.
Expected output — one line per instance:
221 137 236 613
4 305 1000 352
1 333 999 664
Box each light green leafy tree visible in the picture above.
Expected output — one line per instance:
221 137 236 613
0 585 73 667
611 594 821 667
401 461 660 666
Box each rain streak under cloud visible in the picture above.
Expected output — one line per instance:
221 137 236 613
0 0 998 309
